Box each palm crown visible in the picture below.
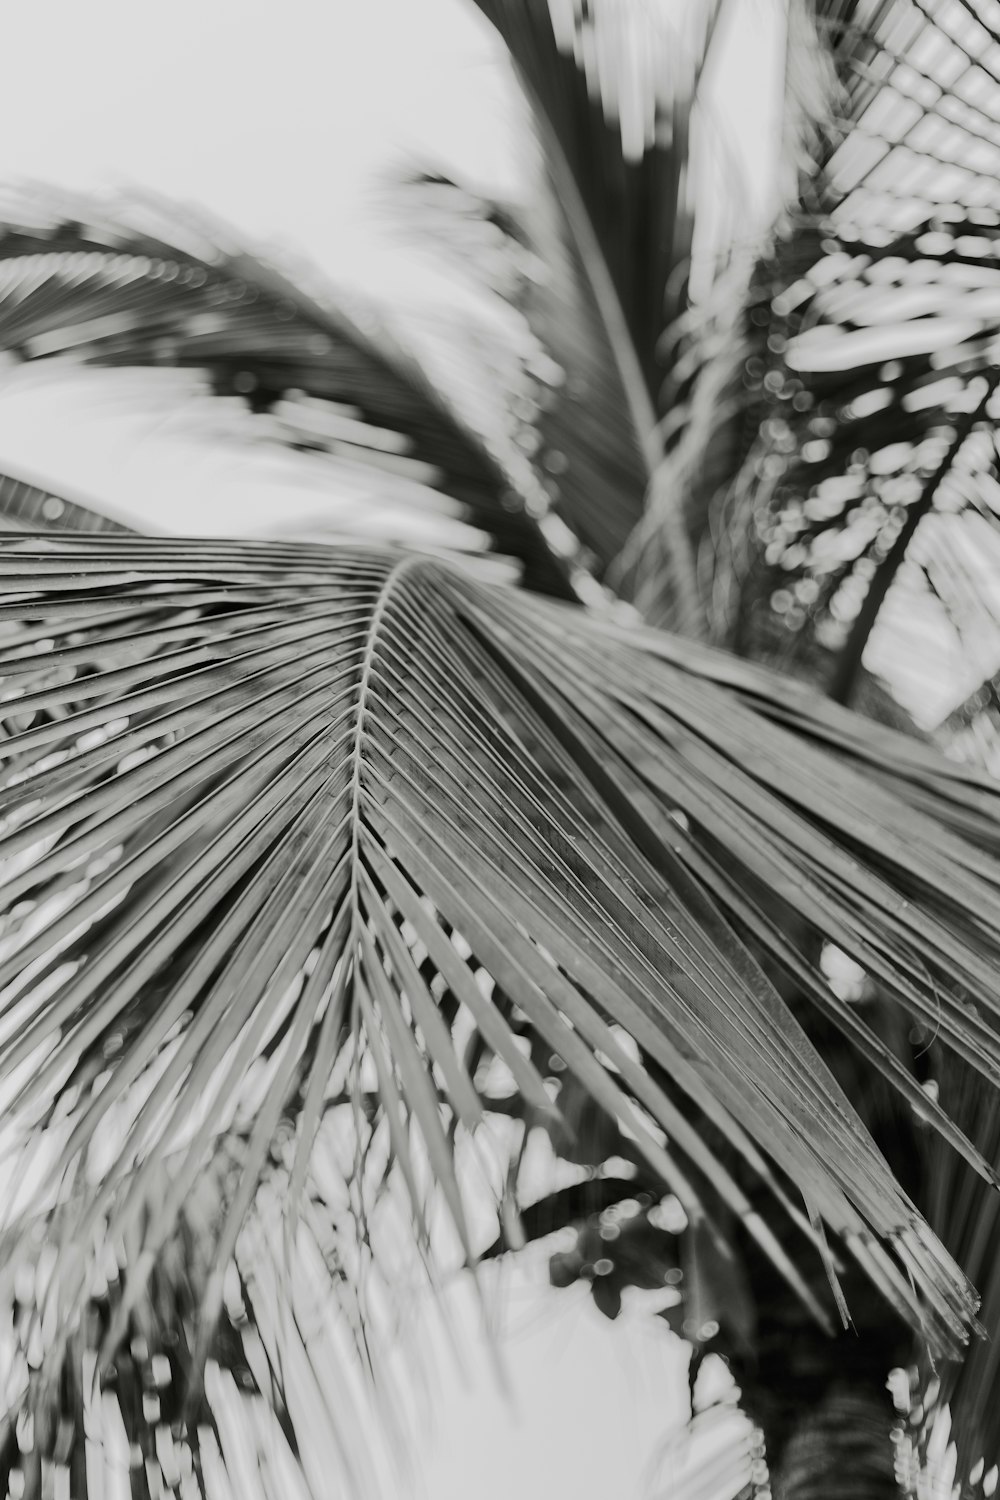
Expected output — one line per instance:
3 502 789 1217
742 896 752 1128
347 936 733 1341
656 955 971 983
4 2 1000 1497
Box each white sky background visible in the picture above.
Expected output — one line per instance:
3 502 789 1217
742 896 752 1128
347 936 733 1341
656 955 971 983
0 3 782 1497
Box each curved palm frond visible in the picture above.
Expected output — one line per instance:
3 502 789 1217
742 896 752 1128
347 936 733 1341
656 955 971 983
6 530 1000 1488
0 186 577 596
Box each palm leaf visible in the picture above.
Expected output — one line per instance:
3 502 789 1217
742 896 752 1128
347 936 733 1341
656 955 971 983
652 7 1000 1471
0 186 575 595
4 532 1000 1423
908 683 1000 1489
0 465 132 535
725 210 1000 707
613 255 755 630
921 1053 1000 1494
711 0 1000 713
425 0 731 615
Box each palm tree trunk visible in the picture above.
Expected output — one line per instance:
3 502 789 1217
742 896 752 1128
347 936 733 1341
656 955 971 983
770 1384 901 1500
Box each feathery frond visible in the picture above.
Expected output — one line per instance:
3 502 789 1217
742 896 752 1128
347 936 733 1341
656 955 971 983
4 531 1000 1433
410 0 734 618
0 186 576 596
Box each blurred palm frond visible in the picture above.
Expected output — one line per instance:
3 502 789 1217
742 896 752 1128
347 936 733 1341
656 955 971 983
712 0 1000 721
399 0 738 622
0 184 579 596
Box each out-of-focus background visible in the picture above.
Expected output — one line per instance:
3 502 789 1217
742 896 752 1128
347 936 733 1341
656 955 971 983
0 0 782 534
0 2 782 1495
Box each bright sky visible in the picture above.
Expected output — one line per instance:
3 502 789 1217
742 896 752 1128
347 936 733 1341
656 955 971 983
384 1261 699 1500
0 2 780 1496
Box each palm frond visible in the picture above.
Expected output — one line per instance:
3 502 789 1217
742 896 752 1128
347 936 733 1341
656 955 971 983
6 531 1000 1442
613 256 755 630
0 465 132 535
724 211 1000 707
711 0 1000 712
0 185 576 595
920 1053 1000 1494
10 3 1000 1495
411 0 733 618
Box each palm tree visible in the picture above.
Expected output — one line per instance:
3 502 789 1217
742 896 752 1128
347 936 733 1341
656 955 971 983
3 2 1000 1497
